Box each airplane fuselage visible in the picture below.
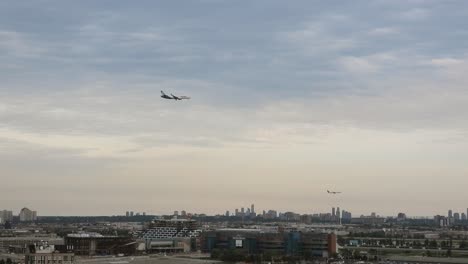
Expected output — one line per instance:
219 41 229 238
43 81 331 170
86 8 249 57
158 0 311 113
161 95 173 99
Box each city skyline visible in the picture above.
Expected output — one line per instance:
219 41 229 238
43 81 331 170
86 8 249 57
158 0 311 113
1 1 468 216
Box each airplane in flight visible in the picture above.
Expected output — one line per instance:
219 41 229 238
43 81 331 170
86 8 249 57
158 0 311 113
327 190 341 194
161 91 190 100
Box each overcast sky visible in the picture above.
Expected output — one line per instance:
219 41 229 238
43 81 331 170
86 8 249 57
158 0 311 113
1 0 468 217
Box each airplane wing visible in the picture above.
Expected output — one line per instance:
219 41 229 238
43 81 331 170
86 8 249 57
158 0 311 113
171 94 181 100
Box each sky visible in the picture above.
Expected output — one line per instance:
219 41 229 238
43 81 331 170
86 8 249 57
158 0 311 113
1 0 468 217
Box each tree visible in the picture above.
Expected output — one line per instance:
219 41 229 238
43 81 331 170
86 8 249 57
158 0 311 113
6 259 12 264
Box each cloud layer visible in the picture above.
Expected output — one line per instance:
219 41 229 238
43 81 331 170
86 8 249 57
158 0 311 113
1 0 468 216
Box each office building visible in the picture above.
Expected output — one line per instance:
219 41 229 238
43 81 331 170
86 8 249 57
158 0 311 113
65 233 136 256
202 229 337 258
454 212 460 222
19 208 37 222
0 210 13 224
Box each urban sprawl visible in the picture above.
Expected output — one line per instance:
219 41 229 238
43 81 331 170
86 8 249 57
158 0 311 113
1 207 468 264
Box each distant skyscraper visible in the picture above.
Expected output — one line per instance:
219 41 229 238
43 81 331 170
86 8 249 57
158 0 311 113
332 207 335 217
181 210 187 217
19 208 37 222
235 209 239 216
454 212 460 222
0 210 13 224
251 204 255 214
241 207 244 215
174 211 179 216
143 212 146 216
126 211 130 217
130 211 134 217
336 207 341 218
448 209 453 218
225 211 230 217
462 213 467 221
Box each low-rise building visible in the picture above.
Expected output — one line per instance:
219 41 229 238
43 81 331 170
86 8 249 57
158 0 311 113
201 229 336 258
65 233 136 256
25 244 74 264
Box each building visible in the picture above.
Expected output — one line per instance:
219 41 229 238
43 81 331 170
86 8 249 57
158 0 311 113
65 233 136 256
141 219 201 253
1 237 64 253
434 215 449 227
202 229 336 258
24 243 74 264
19 208 37 222
454 212 461 222
0 210 13 224
350 216 385 225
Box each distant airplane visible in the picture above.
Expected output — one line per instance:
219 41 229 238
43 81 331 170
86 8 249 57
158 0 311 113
327 190 341 194
161 91 190 100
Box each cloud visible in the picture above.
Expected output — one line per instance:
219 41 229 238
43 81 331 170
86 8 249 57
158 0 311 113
398 8 430 21
368 27 399 36
1 1 468 215
338 56 380 74
0 30 44 57
429 58 464 67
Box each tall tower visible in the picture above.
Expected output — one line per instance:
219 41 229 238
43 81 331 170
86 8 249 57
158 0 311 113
448 210 453 218
251 204 255 214
332 207 336 217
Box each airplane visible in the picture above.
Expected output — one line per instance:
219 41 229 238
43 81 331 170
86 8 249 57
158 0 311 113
171 93 191 100
327 190 341 194
161 91 191 100
161 91 174 100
